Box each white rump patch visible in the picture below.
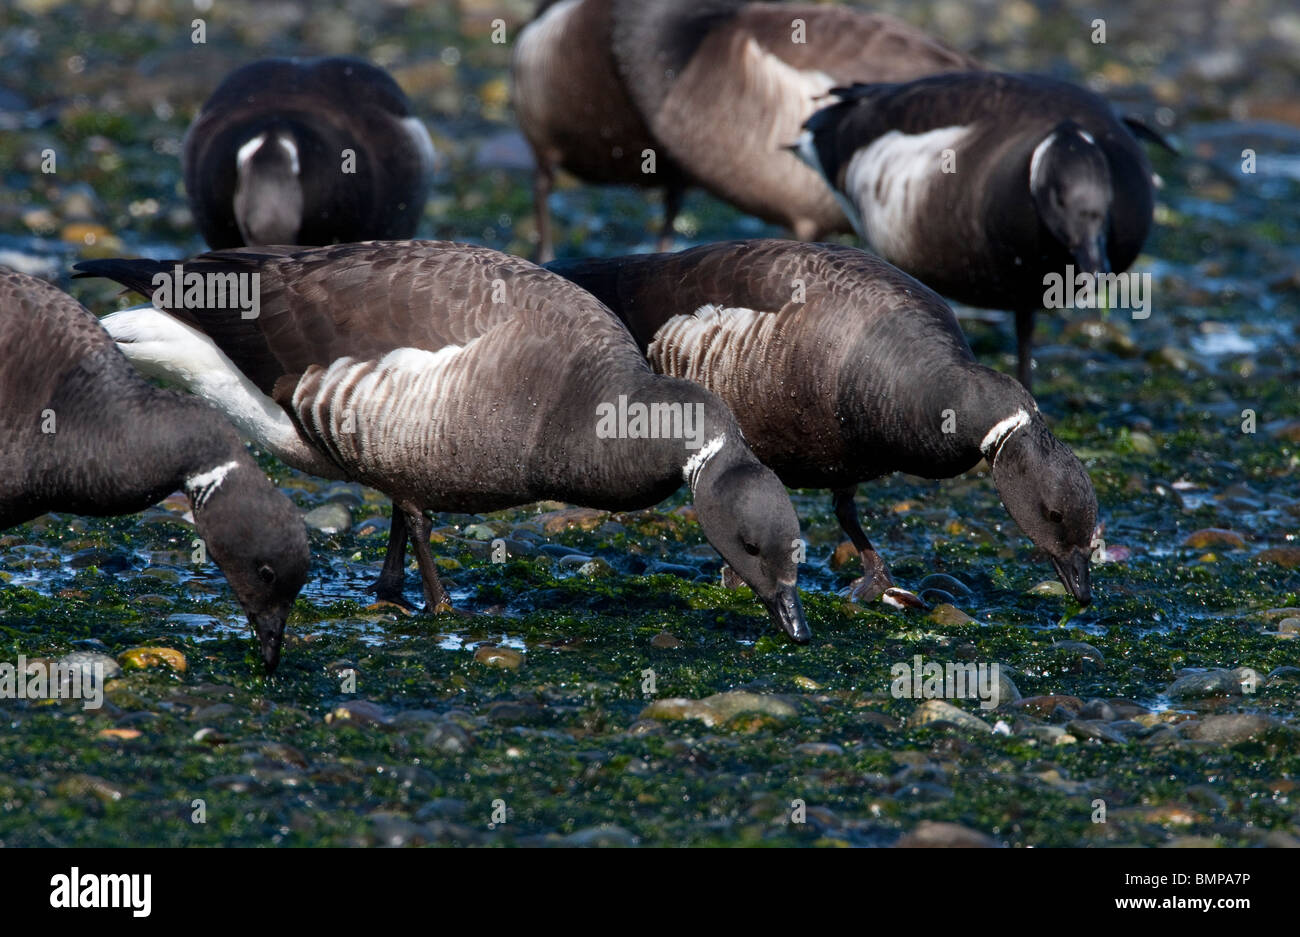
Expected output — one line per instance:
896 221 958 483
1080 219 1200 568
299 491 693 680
842 125 969 257
980 408 1031 464
683 434 726 494
186 459 239 512
101 305 341 478
739 38 836 152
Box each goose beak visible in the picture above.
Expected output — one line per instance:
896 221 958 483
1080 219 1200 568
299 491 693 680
1051 550 1093 607
252 611 286 674
1072 235 1109 275
765 583 811 643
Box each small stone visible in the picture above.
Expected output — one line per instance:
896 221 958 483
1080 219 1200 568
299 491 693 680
56 774 124 802
907 699 992 733
118 647 187 672
651 631 683 649
1166 669 1242 699
539 507 607 534
96 728 141 741
895 820 997 848
1005 694 1084 716
1257 547 1300 569
488 700 547 725
1180 713 1283 744
1066 719 1128 744
793 742 844 756
829 541 858 570
563 825 638 847
325 700 391 728
58 650 121 682
423 721 473 753
792 675 821 691
1078 698 1118 721
473 645 524 669
1276 618 1300 634
1051 640 1105 666
303 502 352 534
1182 528 1246 550
928 603 973 626
1028 580 1067 596
918 573 972 596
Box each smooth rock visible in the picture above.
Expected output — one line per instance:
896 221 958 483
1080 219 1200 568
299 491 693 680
895 820 997 848
473 645 524 669
907 699 993 733
303 502 352 534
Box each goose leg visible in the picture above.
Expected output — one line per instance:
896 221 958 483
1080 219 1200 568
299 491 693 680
1015 308 1036 390
534 163 555 264
656 184 684 253
399 504 452 613
832 486 895 602
366 509 416 609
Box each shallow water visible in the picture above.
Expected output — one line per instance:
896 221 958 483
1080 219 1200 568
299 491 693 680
0 0 1298 847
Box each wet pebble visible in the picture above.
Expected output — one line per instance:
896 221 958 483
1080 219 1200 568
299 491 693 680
927 603 973 626
303 502 352 534
1066 719 1128 744
118 647 187 672
55 774 123 802
895 820 998 848
1166 668 1252 699
67 547 133 572
907 699 992 733
325 700 392 729
1182 527 1246 549
488 700 547 725
1180 713 1285 744
58 650 121 682
640 691 798 727
423 721 473 754
473 645 524 669
793 742 844 756
563 824 638 847
650 631 683 649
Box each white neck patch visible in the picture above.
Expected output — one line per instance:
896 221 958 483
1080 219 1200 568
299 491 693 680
186 460 240 512
683 434 726 495
980 409 1031 465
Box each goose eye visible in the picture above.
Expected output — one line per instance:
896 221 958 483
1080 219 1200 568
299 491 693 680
258 564 276 584
1047 509 1064 525
743 541 761 557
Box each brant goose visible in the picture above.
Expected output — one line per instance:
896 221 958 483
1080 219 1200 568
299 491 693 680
78 242 811 642
0 269 310 672
513 0 690 262
547 239 1099 605
512 0 978 260
184 57 435 249
795 72 1163 389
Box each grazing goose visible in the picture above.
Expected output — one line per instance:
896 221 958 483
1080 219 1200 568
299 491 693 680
795 72 1163 389
77 242 811 643
512 0 978 261
0 269 310 673
547 239 1099 605
184 57 435 249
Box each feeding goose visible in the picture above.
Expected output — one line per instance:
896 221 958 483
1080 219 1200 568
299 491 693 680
78 241 811 642
0 268 310 672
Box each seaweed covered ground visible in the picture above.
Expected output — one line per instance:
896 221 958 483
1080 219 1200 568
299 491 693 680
0 0 1298 847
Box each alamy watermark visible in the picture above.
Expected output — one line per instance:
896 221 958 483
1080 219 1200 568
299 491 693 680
0 655 104 710
150 264 260 319
594 395 707 449
890 654 1002 710
1042 266 1152 319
